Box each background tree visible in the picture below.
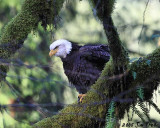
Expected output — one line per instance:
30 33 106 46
0 0 160 128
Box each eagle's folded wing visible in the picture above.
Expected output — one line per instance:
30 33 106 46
79 44 110 62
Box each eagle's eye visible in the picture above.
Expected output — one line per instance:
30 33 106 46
54 46 59 49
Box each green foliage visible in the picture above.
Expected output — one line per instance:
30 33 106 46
136 86 144 100
105 101 116 128
131 86 151 124
132 71 137 80
145 60 151 66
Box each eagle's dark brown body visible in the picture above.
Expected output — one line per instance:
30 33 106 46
61 42 110 94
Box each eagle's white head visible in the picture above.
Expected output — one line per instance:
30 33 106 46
49 39 72 58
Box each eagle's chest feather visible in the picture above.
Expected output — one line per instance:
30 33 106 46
62 55 100 87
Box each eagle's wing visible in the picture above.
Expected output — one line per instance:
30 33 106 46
79 44 110 62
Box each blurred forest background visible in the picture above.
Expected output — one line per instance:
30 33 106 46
0 0 160 127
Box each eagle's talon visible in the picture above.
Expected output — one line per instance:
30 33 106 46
78 94 86 103
78 96 80 103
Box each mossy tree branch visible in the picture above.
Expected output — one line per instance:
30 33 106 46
0 0 65 80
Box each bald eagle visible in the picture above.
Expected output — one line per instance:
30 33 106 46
49 39 110 102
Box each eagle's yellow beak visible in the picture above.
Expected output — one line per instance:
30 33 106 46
49 49 58 57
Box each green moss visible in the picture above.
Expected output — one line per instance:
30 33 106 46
34 99 107 128
0 0 65 81
130 47 160 85
34 97 107 127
